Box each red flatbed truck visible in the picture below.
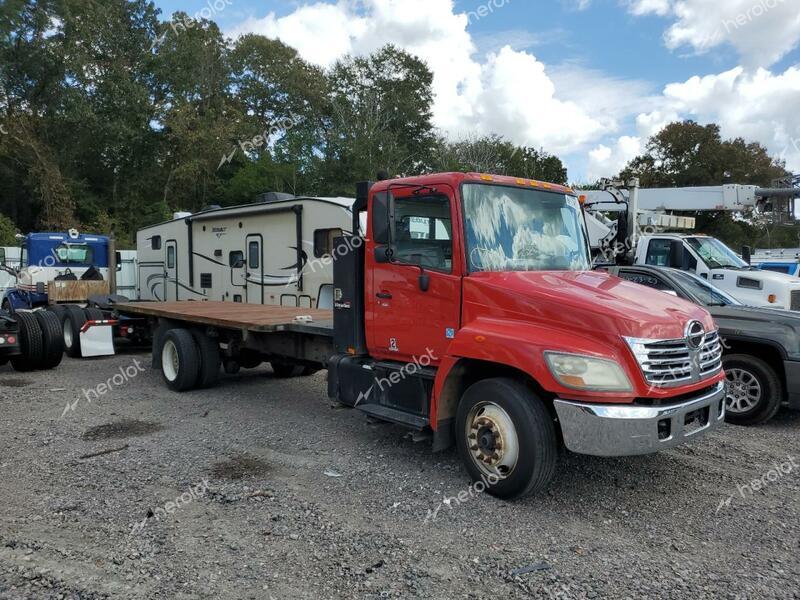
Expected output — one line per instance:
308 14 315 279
119 172 727 499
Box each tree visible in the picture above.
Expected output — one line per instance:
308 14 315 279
0 213 18 245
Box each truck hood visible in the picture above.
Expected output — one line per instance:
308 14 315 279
463 270 714 340
728 267 800 288
708 305 800 356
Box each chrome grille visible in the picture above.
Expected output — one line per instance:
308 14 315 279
626 330 723 388
792 290 800 312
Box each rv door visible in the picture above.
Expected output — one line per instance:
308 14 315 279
165 241 178 301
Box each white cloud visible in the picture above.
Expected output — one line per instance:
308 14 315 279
625 0 800 67
230 0 622 155
587 136 643 182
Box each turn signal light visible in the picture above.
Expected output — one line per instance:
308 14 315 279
768 294 777 303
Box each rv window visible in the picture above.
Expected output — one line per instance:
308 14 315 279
167 245 175 269
151 236 162 250
248 241 260 269
229 251 244 268
314 228 344 258
200 273 213 289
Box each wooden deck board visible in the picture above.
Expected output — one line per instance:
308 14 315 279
118 301 333 333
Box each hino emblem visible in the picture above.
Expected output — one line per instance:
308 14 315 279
685 321 706 350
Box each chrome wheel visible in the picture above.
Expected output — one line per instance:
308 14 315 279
63 323 73 349
726 368 762 414
465 401 519 480
162 339 179 382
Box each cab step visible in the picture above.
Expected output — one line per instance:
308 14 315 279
356 404 429 430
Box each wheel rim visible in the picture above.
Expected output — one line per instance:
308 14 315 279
465 402 519 480
162 339 179 382
63 323 73 349
725 368 763 414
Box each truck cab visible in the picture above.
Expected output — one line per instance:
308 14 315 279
1 230 110 312
635 234 800 312
329 173 726 498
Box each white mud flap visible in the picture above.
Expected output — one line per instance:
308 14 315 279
80 320 117 357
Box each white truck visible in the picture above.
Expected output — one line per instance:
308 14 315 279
585 180 800 311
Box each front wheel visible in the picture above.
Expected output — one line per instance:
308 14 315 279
724 355 782 426
455 378 557 500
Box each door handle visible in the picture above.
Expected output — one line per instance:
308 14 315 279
376 292 393 300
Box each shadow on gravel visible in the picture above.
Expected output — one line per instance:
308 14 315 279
764 407 800 430
0 378 31 388
81 419 164 441
210 454 270 480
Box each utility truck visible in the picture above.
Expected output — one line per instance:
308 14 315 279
585 180 800 311
115 173 726 499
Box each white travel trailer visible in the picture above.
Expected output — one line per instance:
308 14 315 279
136 195 355 309
0 246 21 296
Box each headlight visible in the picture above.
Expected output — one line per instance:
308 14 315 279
544 352 633 392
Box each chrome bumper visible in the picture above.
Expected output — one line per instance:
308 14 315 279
553 381 726 457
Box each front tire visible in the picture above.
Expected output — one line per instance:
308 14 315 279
724 354 782 426
161 329 200 392
455 378 557 500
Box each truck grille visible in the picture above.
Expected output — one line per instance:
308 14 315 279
626 330 723 388
792 291 800 311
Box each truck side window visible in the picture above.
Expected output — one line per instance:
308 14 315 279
393 196 452 272
645 240 672 267
314 228 343 258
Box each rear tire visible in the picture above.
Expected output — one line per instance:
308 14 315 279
271 361 302 378
62 306 87 358
35 310 64 370
455 377 558 500
161 329 200 392
191 330 221 389
724 354 783 426
10 311 44 372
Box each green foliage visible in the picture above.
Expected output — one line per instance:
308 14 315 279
0 212 18 245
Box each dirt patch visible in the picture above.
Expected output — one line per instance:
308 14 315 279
81 419 163 441
210 454 270 480
0 378 31 388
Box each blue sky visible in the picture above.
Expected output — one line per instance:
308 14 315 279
153 0 800 183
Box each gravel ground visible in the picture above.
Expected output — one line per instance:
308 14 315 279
0 352 798 599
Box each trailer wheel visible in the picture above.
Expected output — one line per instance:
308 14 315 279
191 330 221 389
270 361 302 378
161 329 201 392
724 354 783 426
10 311 44 372
455 378 557 500
34 310 64 370
62 306 87 358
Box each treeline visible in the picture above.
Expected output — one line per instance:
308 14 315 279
0 0 565 247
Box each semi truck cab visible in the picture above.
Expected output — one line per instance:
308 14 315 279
634 234 800 312
329 173 727 498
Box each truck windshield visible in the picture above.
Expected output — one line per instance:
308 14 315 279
669 270 741 306
686 237 747 269
53 243 94 265
463 184 591 273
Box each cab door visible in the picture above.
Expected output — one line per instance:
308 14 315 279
367 190 461 364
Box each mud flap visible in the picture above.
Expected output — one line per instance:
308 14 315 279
80 320 117 357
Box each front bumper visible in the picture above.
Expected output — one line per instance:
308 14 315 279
786 361 800 409
553 381 726 457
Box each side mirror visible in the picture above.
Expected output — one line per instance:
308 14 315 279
669 240 686 269
741 245 752 265
0 248 5 265
372 191 393 245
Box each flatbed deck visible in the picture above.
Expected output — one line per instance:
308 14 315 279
117 301 334 336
